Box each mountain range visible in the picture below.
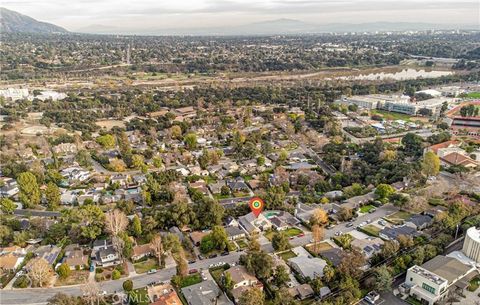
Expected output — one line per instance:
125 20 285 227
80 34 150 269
1 7 476 36
0 7 68 33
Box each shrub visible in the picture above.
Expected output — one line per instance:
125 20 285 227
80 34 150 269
123 279 133 292
13 275 29 288
112 269 121 280
57 263 71 278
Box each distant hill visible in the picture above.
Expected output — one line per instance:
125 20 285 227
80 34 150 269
0 7 68 33
77 18 477 36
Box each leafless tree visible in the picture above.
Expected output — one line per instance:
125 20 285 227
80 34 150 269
105 209 128 237
150 234 164 266
28 257 53 287
312 224 324 254
81 282 101 305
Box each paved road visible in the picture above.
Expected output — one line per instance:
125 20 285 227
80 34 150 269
13 209 61 218
0 204 398 305
0 252 242 305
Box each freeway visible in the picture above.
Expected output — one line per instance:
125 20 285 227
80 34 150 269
0 203 398 305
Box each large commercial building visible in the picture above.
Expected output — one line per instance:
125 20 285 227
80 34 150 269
462 226 480 263
402 256 476 305
337 94 452 116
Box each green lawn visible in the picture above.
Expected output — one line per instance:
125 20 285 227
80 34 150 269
236 239 248 249
406 296 423 305
371 109 414 121
359 205 375 213
466 92 480 99
180 273 202 288
133 258 160 274
360 225 381 237
278 250 297 261
284 227 303 237
265 227 303 240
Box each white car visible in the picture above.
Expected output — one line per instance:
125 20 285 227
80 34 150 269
98 291 108 296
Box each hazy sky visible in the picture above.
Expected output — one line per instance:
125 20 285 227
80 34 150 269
3 0 479 31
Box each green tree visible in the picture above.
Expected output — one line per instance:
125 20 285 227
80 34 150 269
123 279 133 292
375 184 395 200
372 265 393 292
0 198 16 214
224 271 234 291
402 133 424 157
62 205 105 242
131 215 142 238
112 269 121 280
17 172 41 208
57 263 71 278
273 265 290 287
210 226 228 251
272 231 291 252
422 151 440 177
183 133 197 150
45 182 61 210
273 287 299 305
96 134 116 149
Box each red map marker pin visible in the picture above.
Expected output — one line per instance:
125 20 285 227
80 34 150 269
249 197 264 218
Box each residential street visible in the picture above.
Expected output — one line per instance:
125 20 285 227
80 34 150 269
1 204 398 305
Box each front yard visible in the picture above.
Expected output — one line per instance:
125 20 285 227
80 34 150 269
359 204 376 213
385 211 412 225
278 250 297 261
180 273 202 288
236 239 248 249
133 258 160 274
360 224 381 237
55 270 89 286
95 263 128 282
265 227 303 240
305 242 334 255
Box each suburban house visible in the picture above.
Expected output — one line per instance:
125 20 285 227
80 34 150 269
225 226 246 241
63 244 89 270
92 239 121 267
225 266 263 303
181 280 231 305
379 226 418 241
267 210 300 231
288 256 327 279
402 255 477 305
226 177 250 193
0 178 19 198
318 248 344 267
425 140 479 169
238 212 272 234
132 244 153 262
34 245 61 265
0 246 27 271
190 231 210 247
288 284 315 300
148 283 183 305
405 214 433 230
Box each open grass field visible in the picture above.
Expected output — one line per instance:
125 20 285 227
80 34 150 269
371 109 414 121
466 92 480 99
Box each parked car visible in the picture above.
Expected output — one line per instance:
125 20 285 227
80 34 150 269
369 208 376 213
297 233 305 237
147 269 157 274
198 254 204 260
209 254 218 259
221 251 229 256
188 260 196 264
346 222 354 227
188 269 198 274
335 231 342 236
364 291 380 304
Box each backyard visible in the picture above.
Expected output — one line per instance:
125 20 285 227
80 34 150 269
129 287 150 305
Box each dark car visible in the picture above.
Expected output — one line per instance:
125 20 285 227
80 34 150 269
188 269 198 274
198 254 204 260
346 222 354 227
221 251 229 256
209 254 218 259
